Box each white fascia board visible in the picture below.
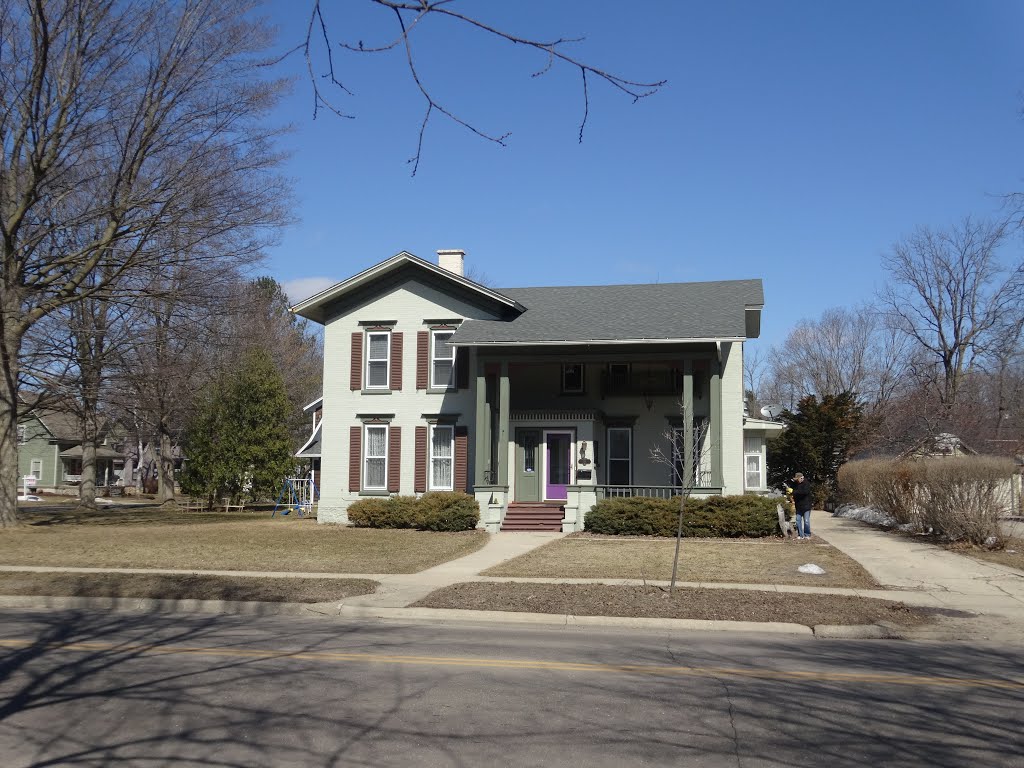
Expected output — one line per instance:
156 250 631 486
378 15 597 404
449 336 746 347
296 423 322 457
290 252 522 322
302 396 324 412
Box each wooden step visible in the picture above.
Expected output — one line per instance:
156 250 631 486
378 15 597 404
501 504 564 532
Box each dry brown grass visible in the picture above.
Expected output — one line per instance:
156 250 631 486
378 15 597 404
414 583 930 628
953 538 1024 572
483 534 879 588
0 516 488 574
0 572 376 603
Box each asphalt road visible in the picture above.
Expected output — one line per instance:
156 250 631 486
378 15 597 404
0 609 1021 767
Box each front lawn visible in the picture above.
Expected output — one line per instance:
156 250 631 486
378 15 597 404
414 583 929 628
0 572 377 603
0 516 488 574
483 535 878 588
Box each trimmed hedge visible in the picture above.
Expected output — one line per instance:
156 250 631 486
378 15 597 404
347 492 480 532
584 495 779 538
837 456 1016 545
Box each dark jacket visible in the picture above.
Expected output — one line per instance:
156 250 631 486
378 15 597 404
789 479 812 513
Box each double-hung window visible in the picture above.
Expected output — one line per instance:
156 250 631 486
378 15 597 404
364 425 388 490
562 364 584 393
17 425 26 444
744 436 762 490
366 331 390 389
431 330 455 389
429 425 454 490
607 427 632 485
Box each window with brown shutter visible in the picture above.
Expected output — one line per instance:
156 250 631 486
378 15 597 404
456 348 469 389
416 331 429 389
387 426 401 492
350 333 363 390
348 426 361 491
414 426 427 493
390 332 403 390
454 425 469 492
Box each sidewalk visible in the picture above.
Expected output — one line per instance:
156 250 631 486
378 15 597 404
3 513 1023 640
811 511 1024 641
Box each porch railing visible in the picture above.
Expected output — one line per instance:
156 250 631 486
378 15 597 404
596 479 721 500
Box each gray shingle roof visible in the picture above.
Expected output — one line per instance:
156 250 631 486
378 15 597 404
452 279 763 345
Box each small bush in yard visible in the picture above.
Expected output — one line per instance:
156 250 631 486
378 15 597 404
584 495 778 537
348 493 479 531
347 496 419 528
416 492 481 531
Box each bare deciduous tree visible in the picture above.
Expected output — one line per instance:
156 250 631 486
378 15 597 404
878 216 1024 407
292 0 666 174
0 0 288 526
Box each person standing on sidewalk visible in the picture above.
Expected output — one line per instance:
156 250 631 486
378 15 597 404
786 472 813 540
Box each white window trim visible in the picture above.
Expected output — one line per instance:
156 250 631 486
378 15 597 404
429 424 455 491
431 329 456 390
744 450 763 490
365 330 391 390
17 425 27 444
363 424 388 491
606 427 632 485
30 459 43 479
562 363 585 393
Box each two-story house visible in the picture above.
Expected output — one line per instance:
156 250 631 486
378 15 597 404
291 250 775 532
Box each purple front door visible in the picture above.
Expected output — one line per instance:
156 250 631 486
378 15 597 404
544 431 572 501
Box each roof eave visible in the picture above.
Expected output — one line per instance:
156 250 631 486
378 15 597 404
289 252 523 324
450 336 748 347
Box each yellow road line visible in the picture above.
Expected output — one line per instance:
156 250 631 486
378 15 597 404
0 638 1021 691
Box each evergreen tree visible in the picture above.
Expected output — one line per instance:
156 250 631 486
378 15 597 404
767 392 862 506
181 349 295 504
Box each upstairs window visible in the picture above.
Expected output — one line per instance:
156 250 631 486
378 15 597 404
366 331 390 389
431 330 455 389
17 425 26 444
562 364 584 393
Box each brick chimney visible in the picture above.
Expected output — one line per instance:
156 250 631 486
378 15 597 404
436 249 465 277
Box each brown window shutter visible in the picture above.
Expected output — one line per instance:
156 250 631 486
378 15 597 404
414 426 427 493
349 426 361 491
456 347 469 389
454 425 469 493
416 331 429 389
387 426 401 492
350 332 363 391
390 332 403 391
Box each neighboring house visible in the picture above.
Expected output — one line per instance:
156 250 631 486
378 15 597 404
17 405 123 491
291 249 770 532
901 432 977 459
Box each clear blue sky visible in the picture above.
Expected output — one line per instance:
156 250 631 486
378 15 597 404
260 0 1024 351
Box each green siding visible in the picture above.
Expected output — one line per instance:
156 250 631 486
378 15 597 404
17 416 59 489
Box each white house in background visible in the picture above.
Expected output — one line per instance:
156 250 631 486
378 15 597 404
291 249 778 532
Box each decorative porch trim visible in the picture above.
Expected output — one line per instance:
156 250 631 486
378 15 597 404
510 410 598 422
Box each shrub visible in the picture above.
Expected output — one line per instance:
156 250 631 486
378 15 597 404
348 492 479 531
416 492 481 531
347 496 419 528
584 495 778 538
838 456 1015 545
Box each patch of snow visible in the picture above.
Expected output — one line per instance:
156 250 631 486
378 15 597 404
798 563 826 575
833 503 896 527
16 494 42 502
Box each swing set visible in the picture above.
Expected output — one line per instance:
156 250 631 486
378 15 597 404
272 475 319 518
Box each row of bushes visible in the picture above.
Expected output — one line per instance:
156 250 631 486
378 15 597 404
348 492 480 532
584 495 780 538
837 457 1017 546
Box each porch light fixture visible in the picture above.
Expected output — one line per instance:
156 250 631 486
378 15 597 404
642 391 654 411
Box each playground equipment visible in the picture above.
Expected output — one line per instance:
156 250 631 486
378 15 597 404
273 474 318 518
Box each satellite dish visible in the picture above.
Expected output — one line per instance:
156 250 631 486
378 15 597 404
760 404 783 420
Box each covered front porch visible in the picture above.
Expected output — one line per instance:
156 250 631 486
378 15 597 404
468 345 737 533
